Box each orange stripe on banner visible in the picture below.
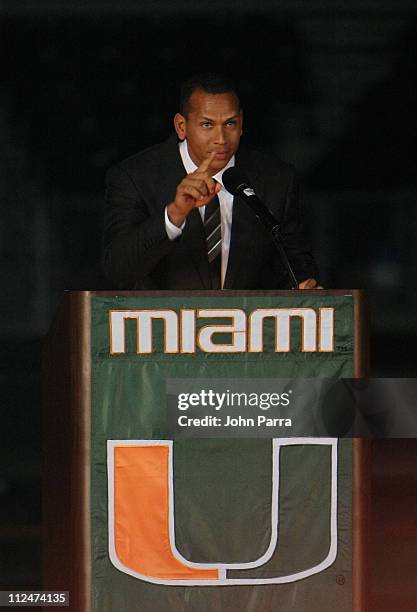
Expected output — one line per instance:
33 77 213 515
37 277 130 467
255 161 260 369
114 445 219 580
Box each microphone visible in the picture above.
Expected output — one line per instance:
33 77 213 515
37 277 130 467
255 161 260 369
222 167 277 228
222 167 299 288
222 166 251 195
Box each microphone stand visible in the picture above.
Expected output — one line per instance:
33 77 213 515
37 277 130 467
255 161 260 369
236 191 299 289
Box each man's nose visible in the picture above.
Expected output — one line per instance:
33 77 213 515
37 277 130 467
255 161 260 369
213 126 226 144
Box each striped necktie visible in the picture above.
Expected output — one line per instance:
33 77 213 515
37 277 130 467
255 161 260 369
204 194 221 289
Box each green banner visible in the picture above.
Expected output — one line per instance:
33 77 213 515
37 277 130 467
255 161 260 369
91 294 354 611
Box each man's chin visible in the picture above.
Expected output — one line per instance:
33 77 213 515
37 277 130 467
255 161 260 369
211 157 232 173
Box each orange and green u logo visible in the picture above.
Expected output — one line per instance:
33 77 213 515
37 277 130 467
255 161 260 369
107 439 338 586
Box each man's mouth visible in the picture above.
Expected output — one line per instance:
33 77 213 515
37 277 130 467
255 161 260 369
213 150 228 159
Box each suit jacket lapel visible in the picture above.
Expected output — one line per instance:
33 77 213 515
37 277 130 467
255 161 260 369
158 135 211 288
224 147 264 289
182 208 211 288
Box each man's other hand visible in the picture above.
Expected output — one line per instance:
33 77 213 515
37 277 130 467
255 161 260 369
167 152 222 227
298 278 323 289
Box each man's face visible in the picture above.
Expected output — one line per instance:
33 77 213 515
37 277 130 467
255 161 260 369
174 89 243 172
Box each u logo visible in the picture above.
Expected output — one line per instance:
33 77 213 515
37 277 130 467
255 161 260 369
107 438 338 586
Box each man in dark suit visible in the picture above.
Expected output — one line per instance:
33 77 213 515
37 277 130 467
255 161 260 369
103 73 318 290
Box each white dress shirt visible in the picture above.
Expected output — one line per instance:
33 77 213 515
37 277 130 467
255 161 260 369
164 139 235 287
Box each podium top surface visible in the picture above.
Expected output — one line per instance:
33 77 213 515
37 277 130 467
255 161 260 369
64 289 364 298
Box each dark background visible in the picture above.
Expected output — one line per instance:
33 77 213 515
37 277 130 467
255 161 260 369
1 0 416 607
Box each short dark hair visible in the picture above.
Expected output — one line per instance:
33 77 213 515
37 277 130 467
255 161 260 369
179 73 240 116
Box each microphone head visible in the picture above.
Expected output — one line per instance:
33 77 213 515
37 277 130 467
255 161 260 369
222 167 249 195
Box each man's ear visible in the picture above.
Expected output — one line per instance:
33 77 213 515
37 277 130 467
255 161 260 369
174 113 186 140
239 109 244 136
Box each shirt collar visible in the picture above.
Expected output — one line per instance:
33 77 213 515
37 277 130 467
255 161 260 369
179 139 235 187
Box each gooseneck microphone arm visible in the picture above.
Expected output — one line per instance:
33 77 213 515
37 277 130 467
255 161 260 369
222 168 299 289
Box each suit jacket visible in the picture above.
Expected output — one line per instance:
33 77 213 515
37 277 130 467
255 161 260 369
103 135 317 290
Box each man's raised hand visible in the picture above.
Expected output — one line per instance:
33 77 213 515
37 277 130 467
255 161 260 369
167 152 222 227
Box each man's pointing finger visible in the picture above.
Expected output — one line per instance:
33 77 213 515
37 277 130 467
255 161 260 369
197 151 217 174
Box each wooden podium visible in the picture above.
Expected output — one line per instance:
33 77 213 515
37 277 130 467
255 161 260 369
43 290 369 611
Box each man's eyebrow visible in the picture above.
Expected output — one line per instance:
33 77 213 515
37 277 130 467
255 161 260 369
199 114 240 122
